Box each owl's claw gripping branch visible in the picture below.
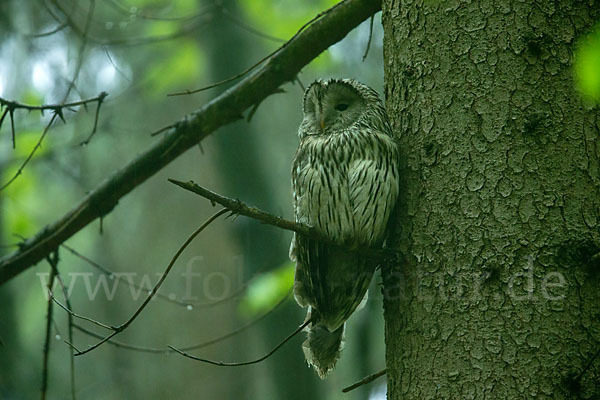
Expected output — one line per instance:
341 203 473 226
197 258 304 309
168 179 397 262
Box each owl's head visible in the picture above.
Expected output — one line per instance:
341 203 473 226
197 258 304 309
301 78 381 136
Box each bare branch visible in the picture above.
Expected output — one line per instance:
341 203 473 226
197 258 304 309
67 209 227 356
342 368 387 393
0 114 57 191
61 242 268 308
362 14 375 62
168 1 347 96
220 7 285 43
71 289 291 354
169 179 313 237
0 92 107 114
50 292 114 331
27 22 68 38
41 253 59 400
53 262 76 400
0 3 102 192
168 179 396 261
0 0 382 285
168 318 310 367
0 93 108 184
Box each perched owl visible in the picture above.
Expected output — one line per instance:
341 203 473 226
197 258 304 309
289 78 399 378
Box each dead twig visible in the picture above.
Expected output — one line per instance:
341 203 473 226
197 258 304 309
167 0 348 96
61 209 228 356
362 14 375 62
53 259 76 400
61 242 267 308
168 179 397 261
72 289 291 354
168 318 310 367
41 252 59 400
342 368 386 393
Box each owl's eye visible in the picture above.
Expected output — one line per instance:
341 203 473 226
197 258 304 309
334 103 349 112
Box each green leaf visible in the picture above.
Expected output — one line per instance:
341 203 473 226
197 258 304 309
238 262 294 317
575 25 600 102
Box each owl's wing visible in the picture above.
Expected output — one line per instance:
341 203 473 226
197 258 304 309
347 135 399 247
291 145 321 309
291 143 375 331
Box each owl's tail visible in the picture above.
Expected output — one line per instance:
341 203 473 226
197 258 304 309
302 321 345 379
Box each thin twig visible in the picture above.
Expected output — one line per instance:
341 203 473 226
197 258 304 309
0 93 107 114
169 179 396 261
169 180 316 237
221 7 285 43
168 1 347 96
0 3 104 192
72 289 291 354
295 76 306 93
69 209 228 356
342 368 387 393
149 124 174 137
106 0 215 22
0 93 108 180
27 22 68 37
50 292 114 331
362 14 374 62
169 318 310 366
0 113 57 191
80 92 108 145
9 109 15 148
41 253 59 400
53 259 76 400
60 242 264 308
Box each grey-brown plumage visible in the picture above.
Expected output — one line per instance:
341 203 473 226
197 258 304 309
289 78 399 378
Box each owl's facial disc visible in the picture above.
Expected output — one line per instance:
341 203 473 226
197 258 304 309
319 83 364 132
302 80 365 136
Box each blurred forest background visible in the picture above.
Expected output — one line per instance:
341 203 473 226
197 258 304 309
0 0 388 399
2 1 599 399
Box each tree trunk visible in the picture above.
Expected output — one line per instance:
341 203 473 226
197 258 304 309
203 2 319 399
382 1 600 398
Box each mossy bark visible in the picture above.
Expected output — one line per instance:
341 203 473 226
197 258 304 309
382 1 600 398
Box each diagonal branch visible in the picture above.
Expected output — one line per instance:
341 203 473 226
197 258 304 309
168 179 396 261
342 368 387 393
0 0 382 285
169 179 315 237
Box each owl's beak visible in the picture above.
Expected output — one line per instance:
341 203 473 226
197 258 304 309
320 119 325 130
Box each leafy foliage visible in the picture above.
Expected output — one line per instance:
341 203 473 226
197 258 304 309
238 262 294 316
575 24 600 102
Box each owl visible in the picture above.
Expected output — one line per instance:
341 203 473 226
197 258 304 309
289 78 399 378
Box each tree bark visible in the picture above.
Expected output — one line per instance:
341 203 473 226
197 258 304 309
382 1 600 398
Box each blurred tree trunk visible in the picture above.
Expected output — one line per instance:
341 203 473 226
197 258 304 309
0 3 22 397
0 205 18 397
202 2 319 399
382 1 600 398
